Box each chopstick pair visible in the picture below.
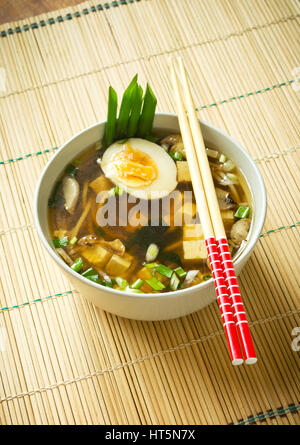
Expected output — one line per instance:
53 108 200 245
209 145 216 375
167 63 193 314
170 56 257 365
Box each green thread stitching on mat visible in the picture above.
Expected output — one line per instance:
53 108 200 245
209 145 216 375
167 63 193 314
0 290 76 312
1 221 299 239
0 223 298 313
234 403 300 425
254 144 300 163
259 222 300 238
0 8 298 40
0 147 59 165
0 223 34 237
0 1 140 38
1 13 298 101
0 80 295 165
195 80 295 111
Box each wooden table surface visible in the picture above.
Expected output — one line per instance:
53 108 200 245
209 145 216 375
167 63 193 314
0 0 83 24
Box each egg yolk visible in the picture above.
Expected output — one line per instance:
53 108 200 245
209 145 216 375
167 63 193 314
109 143 158 187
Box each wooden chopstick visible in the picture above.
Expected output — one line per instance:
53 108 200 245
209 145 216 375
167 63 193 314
175 56 257 365
170 58 244 365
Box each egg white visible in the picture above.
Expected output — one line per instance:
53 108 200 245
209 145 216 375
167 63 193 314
100 138 178 200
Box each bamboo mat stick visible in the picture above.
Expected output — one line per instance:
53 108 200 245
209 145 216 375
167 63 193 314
146 322 193 424
171 318 222 424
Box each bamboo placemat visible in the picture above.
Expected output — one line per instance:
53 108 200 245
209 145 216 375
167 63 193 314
0 0 299 425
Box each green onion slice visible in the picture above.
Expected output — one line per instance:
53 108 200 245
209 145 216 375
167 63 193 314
144 262 159 269
171 151 183 161
126 286 143 294
173 267 187 279
82 267 97 278
53 236 68 247
219 153 227 163
81 267 100 283
100 280 113 288
71 257 83 273
115 186 124 196
109 185 124 196
227 173 238 183
69 236 78 245
145 277 165 290
115 277 128 289
170 272 180 291
234 206 250 219
156 264 173 278
131 279 144 289
86 274 100 283
145 243 159 262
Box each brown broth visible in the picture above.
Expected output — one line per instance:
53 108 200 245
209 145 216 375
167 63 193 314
49 135 252 292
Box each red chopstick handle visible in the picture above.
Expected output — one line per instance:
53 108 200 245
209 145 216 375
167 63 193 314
205 237 243 365
216 237 257 364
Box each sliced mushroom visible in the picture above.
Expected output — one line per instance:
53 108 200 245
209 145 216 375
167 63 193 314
212 168 238 185
160 134 182 146
63 176 80 214
56 247 73 266
99 238 125 256
216 187 236 210
78 234 99 246
230 219 250 247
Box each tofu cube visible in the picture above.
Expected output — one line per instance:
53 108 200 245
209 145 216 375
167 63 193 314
82 245 112 267
89 175 112 194
183 224 203 240
183 240 207 261
221 210 235 232
105 253 132 276
177 161 191 182
220 210 234 222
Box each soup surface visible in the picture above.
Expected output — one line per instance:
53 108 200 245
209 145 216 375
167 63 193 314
49 134 252 293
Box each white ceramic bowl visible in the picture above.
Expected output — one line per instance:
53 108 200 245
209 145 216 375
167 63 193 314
34 113 266 320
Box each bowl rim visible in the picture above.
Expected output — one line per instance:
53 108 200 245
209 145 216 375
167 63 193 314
34 112 267 300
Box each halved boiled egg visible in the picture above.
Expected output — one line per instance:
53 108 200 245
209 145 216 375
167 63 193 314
100 138 178 200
